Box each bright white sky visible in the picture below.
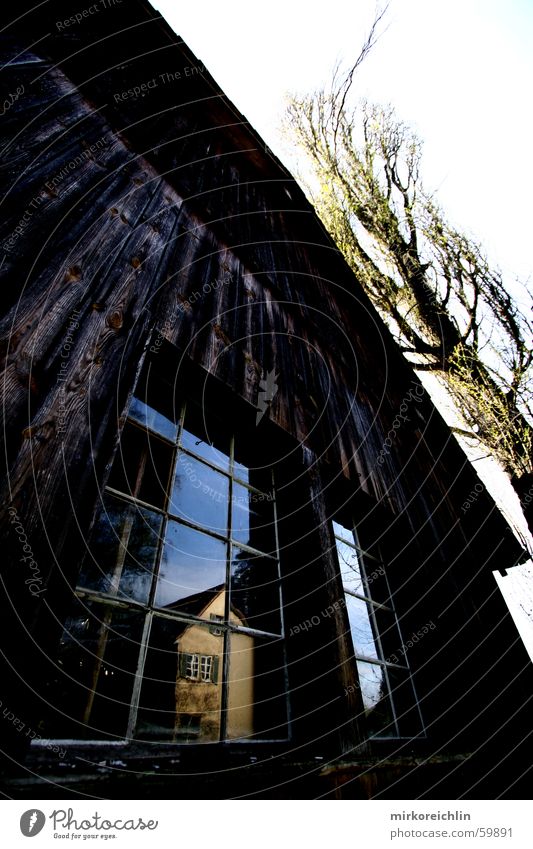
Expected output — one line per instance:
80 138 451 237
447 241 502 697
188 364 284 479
154 0 532 283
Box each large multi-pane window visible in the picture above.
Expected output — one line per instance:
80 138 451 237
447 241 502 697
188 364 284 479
49 390 288 744
333 520 423 738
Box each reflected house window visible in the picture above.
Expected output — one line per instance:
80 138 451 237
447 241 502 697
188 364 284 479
49 386 288 744
332 520 424 739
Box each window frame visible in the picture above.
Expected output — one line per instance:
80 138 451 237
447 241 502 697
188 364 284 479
332 519 425 740
58 391 290 745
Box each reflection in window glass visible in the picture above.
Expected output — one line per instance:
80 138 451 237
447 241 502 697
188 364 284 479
129 397 177 442
180 400 231 470
186 653 200 680
200 655 213 682
356 660 396 738
231 484 276 553
136 616 222 743
226 636 287 741
334 515 422 738
332 519 354 544
78 495 163 605
180 427 231 472
155 522 227 610
345 593 379 660
50 601 145 740
170 453 229 534
335 538 364 595
107 421 173 510
231 548 281 634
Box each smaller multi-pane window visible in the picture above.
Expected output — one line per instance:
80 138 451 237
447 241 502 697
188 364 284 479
181 653 215 682
333 520 423 738
200 655 213 682
185 653 200 680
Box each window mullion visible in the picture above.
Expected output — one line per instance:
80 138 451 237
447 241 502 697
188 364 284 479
126 612 153 740
146 405 183 610
220 435 235 742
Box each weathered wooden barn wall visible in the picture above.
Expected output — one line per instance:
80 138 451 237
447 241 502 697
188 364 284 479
0 0 532 797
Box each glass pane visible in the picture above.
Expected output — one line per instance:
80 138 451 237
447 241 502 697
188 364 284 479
128 396 177 442
154 521 227 611
78 495 163 604
179 401 231 471
356 660 396 737
373 606 403 663
225 635 288 741
387 666 423 737
365 562 391 607
332 519 354 544
169 453 229 534
47 601 144 740
135 616 224 743
180 428 231 471
336 538 364 595
232 483 276 554
107 421 173 509
345 593 379 660
231 548 281 634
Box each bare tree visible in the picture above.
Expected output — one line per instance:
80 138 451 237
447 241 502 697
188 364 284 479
285 64 533 505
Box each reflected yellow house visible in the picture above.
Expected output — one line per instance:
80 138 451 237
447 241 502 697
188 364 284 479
173 588 254 741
